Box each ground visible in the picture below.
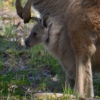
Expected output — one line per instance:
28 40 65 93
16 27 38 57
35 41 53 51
0 1 100 100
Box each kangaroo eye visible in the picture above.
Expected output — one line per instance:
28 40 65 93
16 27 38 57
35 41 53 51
33 32 37 36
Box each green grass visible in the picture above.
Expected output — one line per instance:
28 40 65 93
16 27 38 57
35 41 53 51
0 23 99 99
0 22 66 99
0 1 100 99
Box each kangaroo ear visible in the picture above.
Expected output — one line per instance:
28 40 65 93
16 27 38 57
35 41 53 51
42 13 50 28
15 0 33 23
15 0 23 19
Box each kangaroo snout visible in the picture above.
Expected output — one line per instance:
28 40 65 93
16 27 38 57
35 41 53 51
25 39 31 47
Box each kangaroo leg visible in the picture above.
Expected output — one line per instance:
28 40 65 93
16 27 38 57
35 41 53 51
74 57 94 97
69 31 96 97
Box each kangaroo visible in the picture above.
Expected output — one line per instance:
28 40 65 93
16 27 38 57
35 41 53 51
25 14 76 90
16 0 100 98
25 13 100 98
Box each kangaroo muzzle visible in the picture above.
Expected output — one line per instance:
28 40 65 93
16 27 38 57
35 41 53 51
25 39 31 47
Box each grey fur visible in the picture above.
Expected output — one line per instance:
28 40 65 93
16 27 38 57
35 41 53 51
25 0 100 98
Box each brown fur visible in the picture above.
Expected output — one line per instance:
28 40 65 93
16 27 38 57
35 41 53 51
25 15 100 98
16 0 34 23
20 0 100 98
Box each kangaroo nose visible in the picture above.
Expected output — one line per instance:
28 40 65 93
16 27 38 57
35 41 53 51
25 39 31 47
